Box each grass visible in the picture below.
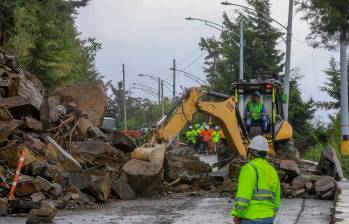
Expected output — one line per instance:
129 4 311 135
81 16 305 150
304 119 349 178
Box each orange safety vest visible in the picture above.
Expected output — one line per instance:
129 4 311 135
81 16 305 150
201 130 211 142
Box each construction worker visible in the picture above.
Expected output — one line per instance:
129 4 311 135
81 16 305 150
232 135 280 224
201 125 212 155
200 122 207 131
185 125 196 148
212 126 220 153
245 91 268 131
193 123 201 153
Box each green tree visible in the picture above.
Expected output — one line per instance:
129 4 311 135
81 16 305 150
297 0 349 49
200 0 284 93
106 81 174 130
318 58 341 110
0 0 19 45
288 73 316 151
1 0 100 90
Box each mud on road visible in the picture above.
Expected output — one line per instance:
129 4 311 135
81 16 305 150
2 196 332 224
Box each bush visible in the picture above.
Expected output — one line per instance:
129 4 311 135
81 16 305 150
305 116 349 178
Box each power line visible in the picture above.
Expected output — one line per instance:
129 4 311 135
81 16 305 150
182 52 206 70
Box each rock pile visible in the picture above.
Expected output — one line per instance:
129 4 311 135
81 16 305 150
0 51 136 222
0 50 342 222
279 146 341 200
157 145 341 200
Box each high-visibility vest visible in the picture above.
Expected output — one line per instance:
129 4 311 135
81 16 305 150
193 128 200 138
186 130 196 143
212 130 220 143
247 101 264 121
232 158 281 220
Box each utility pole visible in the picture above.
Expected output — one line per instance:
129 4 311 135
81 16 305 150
238 20 244 117
158 77 161 105
283 0 294 121
173 59 176 102
213 51 217 77
122 64 127 131
161 80 164 117
340 41 349 155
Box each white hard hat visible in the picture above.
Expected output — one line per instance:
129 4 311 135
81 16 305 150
205 125 209 130
189 125 193 129
248 135 269 152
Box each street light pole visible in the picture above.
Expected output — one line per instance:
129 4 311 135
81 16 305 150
340 41 349 155
158 78 161 105
173 59 176 102
170 68 208 85
161 80 164 117
122 64 127 131
132 82 160 105
283 0 294 121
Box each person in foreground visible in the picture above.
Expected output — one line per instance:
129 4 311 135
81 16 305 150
232 135 280 224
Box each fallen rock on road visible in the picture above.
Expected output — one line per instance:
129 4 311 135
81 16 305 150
26 201 57 224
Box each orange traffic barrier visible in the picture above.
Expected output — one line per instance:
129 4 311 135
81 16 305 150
8 149 27 200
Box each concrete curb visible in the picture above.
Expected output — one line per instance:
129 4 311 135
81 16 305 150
333 179 349 223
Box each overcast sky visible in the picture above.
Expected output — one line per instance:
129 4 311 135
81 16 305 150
75 0 339 122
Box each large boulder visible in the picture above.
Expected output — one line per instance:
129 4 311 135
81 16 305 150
111 175 136 200
15 176 42 197
59 81 107 126
123 144 166 195
26 201 57 224
44 136 81 171
164 147 211 182
317 145 343 181
291 174 312 191
314 175 336 199
68 167 112 202
279 160 300 180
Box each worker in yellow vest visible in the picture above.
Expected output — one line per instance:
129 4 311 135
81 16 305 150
185 125 196 148
232 135 280 224
244 91 267 131
212 126 220 153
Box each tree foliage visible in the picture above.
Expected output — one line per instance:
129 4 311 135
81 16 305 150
106 81 173 130
297 0 349 49
318 58 341 110
0 0 100 89
200 0 284 93
288 73 316 151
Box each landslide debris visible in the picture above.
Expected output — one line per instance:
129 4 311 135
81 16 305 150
0 51 135 221
0 50 341 222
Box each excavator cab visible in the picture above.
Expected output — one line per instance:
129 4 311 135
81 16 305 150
232 79 292 155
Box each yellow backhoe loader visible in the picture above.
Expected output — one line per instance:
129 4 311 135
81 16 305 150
123 79 296 194
132 79 294 162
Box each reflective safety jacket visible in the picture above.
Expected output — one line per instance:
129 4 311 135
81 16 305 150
201 130 211 142
186 130 196 144
212 130 220 143
193 128 200 138
232 158 281 220
245 101 266 121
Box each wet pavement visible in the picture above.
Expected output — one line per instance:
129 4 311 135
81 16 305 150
2 197 332 224
1 155 333 224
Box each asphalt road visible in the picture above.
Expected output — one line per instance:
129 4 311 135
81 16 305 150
1 155 333 224
2 197 332 224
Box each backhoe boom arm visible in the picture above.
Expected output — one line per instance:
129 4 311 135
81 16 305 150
156 87 247 157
